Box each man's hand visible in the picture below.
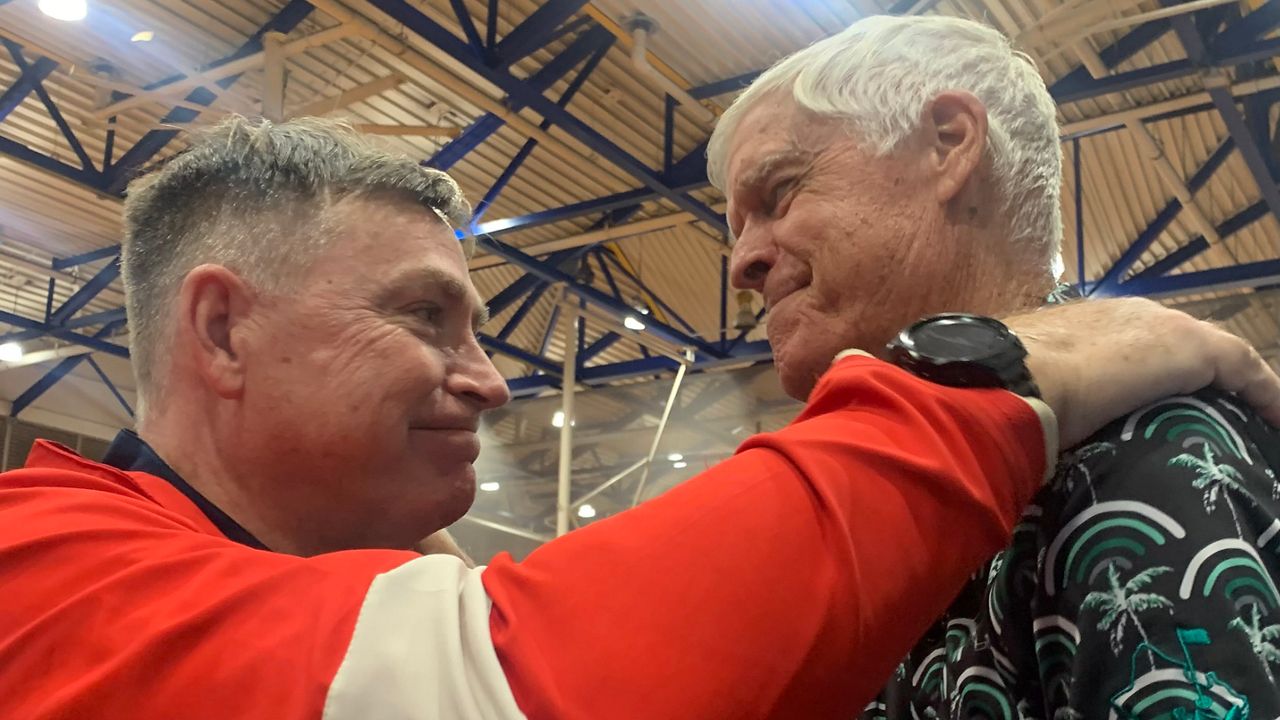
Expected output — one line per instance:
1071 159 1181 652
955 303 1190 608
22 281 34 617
1005 298 1280 448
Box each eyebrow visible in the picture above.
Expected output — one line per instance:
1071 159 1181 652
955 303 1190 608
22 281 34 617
732 148 814 197
728 147 814 244
384 266 489 329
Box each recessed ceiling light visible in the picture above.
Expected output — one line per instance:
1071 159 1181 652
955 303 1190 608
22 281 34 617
479 481 500 492
666 453 683 462
131 30 155 42
0 342 24 362
577 503 597 519
38 0 88 22
673 461 688 469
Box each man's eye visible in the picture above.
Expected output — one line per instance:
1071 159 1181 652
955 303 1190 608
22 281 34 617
765 179 796 215
411 305 443 325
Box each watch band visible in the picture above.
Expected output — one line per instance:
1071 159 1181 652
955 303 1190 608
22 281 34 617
885 314 1042 400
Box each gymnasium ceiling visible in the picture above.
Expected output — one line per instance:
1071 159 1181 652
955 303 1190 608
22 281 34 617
2 0 1280 555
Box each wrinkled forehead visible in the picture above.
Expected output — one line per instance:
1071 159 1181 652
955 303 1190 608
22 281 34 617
723 99 807 190
315 197 481 299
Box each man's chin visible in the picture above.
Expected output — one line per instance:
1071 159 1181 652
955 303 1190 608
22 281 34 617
388 469 475 534
771 333 834 401
779 366 821 402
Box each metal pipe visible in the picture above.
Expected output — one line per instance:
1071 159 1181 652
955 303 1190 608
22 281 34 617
627 18 715 125
1074 138 1085 293
555 302 580 536
571 458 645 509
460 515 551 543
2 417 11 472
583 4 711 110
632 349 694 506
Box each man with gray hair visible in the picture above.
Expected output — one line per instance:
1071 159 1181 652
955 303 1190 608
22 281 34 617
0 113 1275 720
710 13 1280 719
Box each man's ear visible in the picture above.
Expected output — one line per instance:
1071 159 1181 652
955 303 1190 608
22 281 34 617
175 264 256 399
921 90 989 205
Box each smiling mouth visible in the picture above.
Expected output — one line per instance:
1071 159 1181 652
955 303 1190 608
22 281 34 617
410 428 481 461
766 285 806 312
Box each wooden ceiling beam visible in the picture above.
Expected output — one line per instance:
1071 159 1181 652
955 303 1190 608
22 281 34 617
93 24 360 120
468 203 729 271
287 72 404 118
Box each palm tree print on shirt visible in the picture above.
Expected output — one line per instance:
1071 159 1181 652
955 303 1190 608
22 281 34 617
1080 563 1173 662
1056 441 1116 503
1228 604 1280 683
861 388 1280 720
1170 444 1261 539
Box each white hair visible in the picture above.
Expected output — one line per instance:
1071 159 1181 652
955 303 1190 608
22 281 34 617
707 14 1063 269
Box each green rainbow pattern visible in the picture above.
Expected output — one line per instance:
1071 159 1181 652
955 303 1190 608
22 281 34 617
1045 501 1186 596
864 392 1279 720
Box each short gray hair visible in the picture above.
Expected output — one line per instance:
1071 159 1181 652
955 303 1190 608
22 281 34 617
707 15 1062 269
122 115 471 408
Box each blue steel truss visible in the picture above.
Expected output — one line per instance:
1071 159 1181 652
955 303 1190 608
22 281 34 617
104 0 315 194
0 0 314 416
1077 0 1280 299
369 0 727 232
507 340 773 399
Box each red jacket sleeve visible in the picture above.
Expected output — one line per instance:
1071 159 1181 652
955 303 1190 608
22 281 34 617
482 355 1051 719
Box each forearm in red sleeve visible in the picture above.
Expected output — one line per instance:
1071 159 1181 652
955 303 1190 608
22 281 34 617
481 355 1055 719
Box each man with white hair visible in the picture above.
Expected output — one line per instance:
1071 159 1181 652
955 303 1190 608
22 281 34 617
710 13 1280 719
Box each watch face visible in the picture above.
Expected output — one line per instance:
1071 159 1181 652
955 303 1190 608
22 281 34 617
911 316 1004 361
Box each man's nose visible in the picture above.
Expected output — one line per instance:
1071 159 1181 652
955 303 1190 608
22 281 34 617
450 343 511 410
728 227 776 292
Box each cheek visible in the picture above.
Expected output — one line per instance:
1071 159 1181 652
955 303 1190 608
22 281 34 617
341 334 448 403
804 208 919 312
268 323 445 414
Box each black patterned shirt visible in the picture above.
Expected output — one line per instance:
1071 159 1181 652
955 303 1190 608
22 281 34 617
862 323 1280 719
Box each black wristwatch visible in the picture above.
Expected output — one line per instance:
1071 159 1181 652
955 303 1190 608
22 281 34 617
885 313 1041 399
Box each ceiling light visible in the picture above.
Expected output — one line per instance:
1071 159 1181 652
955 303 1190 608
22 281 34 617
0 343 24 362
673 461 688 469
130 30 155 42
479 481 500 492
623 315 646 331
666 452 683 462
552 410 564 428
38 0 88 22
577 503 597 519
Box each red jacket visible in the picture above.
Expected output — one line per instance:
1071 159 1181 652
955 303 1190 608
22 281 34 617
0 356 1052 719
